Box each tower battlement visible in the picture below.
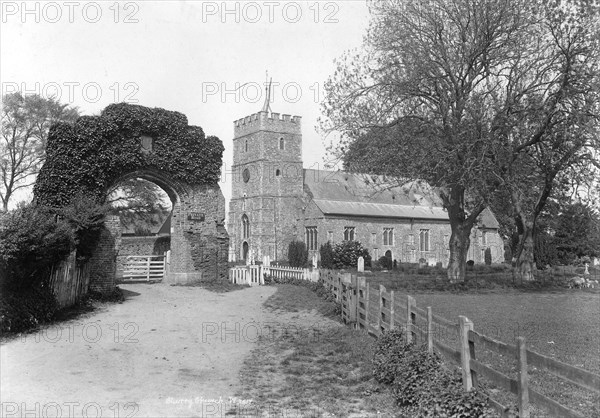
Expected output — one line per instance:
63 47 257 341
233 111 302 138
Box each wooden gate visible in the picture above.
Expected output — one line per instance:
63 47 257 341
122 255 166 282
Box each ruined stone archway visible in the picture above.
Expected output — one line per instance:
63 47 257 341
33 103 229 291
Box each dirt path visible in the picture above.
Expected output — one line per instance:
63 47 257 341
1 283 277 417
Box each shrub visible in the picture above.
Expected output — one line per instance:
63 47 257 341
484 247 492 265
287 240 308 267
378 255 393 270
0 285 59 334
332 240 371 269
0 204 74 290
319 241 334 269
372 335 490 417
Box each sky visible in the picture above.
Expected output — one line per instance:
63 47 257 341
1 0 371 208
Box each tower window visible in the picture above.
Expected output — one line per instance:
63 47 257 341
275 169 281 177
245 140 248 152
279 137 284 150
242 214 250 239
242 168 250 183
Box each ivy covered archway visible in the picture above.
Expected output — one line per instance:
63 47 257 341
34 103 229 289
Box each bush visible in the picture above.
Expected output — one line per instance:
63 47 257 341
372 333 490 417
319 241 334 269
0 285 59 334
287 240 308 267
484 247 492 265
0 204 74 290
379 255 393 270
332 240 371 269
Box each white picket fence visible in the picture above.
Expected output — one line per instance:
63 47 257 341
229 264 319 286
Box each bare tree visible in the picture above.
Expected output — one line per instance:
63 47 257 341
1 92 79 211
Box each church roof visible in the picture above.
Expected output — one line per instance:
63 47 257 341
303 169 443 206
312 199 449 220
303 169 448 220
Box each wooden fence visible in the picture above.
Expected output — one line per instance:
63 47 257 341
229 264 319 286
48 251 91 308
320 269 600 418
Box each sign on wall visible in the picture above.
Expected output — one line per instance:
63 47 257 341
188 212 205 221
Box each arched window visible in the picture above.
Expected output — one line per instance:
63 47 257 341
279 137 284 150
275 169 281 177
242 214 250 239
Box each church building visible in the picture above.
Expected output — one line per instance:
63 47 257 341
227 93 503 266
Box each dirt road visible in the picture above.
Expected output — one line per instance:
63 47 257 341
1 283 277 417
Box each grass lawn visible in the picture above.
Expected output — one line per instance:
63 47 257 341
236 284 401 417
407 291 600 417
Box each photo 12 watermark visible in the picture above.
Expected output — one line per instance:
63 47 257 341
2 82 139 105
20 321 140 344
200 1 339 24
1 1 141 24
1 401 139 418
201 80 325 105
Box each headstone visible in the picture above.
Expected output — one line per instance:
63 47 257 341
358 256 364 272
312 253 318 268
584 263 590 276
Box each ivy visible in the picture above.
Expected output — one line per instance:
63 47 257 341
34 103 224 207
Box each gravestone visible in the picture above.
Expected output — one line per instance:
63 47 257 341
312 254 318 268
584 263 590 276
358 256 365 272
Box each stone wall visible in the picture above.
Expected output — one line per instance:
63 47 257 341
88 215 121 292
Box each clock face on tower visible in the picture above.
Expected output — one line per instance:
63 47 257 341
243 168 250 183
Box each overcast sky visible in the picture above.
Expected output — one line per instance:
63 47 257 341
1 0 370 206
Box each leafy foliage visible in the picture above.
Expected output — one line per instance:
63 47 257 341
288 240 308 267
373 329 490 417
319 241 334 269
378 255 393 270
331 240 371 269
0 196 108 290
0 285 59 334
0 92 79 211
34 103 223 207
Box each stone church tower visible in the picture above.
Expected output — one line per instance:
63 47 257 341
227 81 304 262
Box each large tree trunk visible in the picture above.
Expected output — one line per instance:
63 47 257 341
514 219 536 282
443 186 483 283
447 223 471 282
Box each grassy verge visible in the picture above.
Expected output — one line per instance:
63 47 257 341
170 280 250 293
237 284 401 417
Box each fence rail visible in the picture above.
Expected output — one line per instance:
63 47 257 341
318 269 599 418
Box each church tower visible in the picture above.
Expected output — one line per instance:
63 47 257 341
227 80 304 263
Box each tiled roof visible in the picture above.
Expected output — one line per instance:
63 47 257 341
313 199 449 220
303 169 443 206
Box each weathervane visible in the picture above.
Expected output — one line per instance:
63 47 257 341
262 70 272 113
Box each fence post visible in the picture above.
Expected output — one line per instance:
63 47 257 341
517 336 530 418
459 315 474 391
389 290 395 330
349 274 358 324
427 307 433 354
378 285 384 335
365 282 370 333
406 295 416 344
146 256 151 282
